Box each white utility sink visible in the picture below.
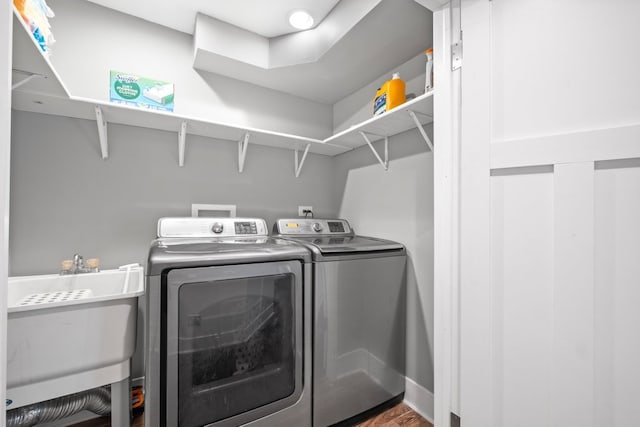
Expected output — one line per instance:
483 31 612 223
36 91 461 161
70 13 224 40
6 266 145 409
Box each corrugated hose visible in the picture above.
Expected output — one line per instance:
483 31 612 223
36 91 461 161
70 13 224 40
7 386 111 427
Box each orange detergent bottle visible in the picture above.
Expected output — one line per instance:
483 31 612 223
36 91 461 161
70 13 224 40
373 72 406 116
13 0 28 21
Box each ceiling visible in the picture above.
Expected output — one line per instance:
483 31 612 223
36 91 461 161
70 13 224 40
84 0 437 104
85 0 342 37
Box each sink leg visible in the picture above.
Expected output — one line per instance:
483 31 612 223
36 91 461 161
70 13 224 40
111 377 131 427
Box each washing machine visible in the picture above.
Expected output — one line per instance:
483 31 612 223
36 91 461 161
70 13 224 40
145 217 311 427
274 218 407 426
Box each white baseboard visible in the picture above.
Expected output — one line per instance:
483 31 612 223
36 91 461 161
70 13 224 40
403 376 434 424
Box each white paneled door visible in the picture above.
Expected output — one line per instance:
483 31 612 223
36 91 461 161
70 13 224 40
458 0 640 426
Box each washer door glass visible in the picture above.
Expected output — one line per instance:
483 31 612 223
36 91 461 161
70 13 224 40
166 261 303 427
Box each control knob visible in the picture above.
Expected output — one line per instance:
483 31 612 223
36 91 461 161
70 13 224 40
211 222 224 234
312 222 323 232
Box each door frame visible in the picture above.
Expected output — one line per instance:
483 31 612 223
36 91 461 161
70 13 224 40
434 0 495 425
432 1 463 426
1 2 13 425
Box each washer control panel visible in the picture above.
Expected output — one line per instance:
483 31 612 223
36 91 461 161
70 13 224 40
158 217 268 238
275 219 352 235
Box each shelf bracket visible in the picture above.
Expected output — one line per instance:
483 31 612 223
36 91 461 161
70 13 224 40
178 121 187 167
238 132 250 173
94 106 108 160
359 131 388 171
408 110 434 151
294 144 311 178
11 69 45 90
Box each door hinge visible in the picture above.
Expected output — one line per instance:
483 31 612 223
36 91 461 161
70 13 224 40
451 41 462 71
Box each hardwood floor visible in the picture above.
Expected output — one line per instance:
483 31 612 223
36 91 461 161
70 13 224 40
355 403 433 427
72 402 431 427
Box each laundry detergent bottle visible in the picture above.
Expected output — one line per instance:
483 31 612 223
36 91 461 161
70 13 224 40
373 72 406 116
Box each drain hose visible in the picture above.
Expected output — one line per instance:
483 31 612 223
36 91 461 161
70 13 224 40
7 386 111 427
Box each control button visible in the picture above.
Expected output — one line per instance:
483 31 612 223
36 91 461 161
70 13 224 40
211 222 224 234
312 222 323 232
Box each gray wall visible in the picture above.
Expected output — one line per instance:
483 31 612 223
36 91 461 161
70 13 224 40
10 115 435 395
10 125 434 396
9 111 338 275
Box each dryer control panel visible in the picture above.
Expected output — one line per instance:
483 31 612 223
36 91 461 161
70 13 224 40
274 219 353 236
158 217 268 238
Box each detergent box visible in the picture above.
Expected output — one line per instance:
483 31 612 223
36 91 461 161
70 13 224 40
110 71 175 112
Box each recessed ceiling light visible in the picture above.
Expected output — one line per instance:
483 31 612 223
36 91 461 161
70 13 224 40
288 10 314 30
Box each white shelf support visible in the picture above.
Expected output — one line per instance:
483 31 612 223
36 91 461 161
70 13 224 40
294 144 311 178
178 121 187 167
408 110 434 151
94 106 108 160
238 132 250 173
359 131 388 171
11 69 45 90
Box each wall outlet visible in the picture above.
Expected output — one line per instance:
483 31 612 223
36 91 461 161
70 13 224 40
298 206 313 217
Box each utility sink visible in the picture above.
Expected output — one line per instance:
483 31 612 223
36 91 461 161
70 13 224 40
6 266 145 409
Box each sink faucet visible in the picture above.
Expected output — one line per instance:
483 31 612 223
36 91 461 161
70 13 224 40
73 254 87 273
60 254 100 275
60 254 90 274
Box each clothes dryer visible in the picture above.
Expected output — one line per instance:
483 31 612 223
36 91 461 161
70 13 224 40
146 217 311 427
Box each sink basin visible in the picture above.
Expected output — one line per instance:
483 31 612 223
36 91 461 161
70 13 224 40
6 266 145 409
